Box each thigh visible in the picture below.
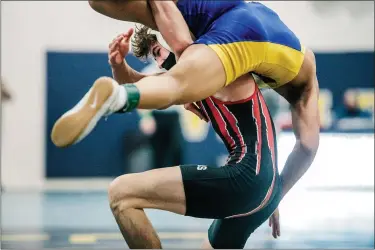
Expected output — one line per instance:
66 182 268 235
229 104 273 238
208 183 282 249
180 164 250 219
166 44 227 105
89 0 157 30
193 4 305 88
110 166 187 215
110 163 242 219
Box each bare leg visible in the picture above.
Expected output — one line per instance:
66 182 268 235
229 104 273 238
50 44 226 147
108 166 186 249
133 44 226 109
113 208 161 249
89 0 227 105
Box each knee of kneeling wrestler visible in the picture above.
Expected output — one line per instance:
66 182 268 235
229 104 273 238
108 175 138 213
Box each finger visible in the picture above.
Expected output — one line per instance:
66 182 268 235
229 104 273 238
184 103 198 113
123 28 134 43
109 37 118 49
190 105 209 122
109 51 119 60
272 223 277 239
114 34 123 43
191 103 209 121
109 38 115 48
109 42 118 53
119 37 129 52
109 34 123 49
110 40 120 52
115 52 124 64
190 108 207 121
109 51 116 64
109 51 120 64
187 106 205 120
276 212 280 236
121 36 129 46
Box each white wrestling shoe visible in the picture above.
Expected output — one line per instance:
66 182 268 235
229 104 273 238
51 77 126 148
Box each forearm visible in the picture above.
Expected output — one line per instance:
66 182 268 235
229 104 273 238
112 61 164 84
280 81 320 199
148 0 193 57
280 141 318 199
112 62 148 84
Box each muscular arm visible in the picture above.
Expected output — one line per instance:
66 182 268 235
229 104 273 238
279 80 320 199
148 0 194 58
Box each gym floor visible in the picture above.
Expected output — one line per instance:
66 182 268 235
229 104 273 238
2 186 374 249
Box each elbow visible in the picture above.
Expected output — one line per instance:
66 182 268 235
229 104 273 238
88 1 105 14
300 134 320 157
88 1 98 10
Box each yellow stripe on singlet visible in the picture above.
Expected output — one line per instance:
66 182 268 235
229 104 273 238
208 41 306 88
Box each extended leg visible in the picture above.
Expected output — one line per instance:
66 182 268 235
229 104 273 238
131 44 226 109
108 166 186 249
51 44 226 147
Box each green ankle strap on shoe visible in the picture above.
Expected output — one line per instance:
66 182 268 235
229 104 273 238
117 84 140 113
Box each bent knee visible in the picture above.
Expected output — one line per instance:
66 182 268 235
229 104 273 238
108 174 139 212
201 237 214 249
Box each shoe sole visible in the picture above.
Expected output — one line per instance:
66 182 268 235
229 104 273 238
51 77 118 148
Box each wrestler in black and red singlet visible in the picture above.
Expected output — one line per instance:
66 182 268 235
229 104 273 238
180 85 282 248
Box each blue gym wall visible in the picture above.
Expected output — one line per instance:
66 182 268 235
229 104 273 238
46 51 374 178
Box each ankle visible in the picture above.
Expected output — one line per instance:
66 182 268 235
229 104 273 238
116 84 140 113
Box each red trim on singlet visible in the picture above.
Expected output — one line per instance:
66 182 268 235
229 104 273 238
216 103 247 163
225 92 276 219
253 93 262 175
206 98 236 149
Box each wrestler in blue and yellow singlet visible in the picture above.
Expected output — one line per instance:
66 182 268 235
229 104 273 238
176 0 306 88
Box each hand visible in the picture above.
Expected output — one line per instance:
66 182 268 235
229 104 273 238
268 207 280 239
108 28 134 67
184 103 208 122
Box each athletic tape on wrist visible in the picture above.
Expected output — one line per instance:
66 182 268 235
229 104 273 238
117 84 140 113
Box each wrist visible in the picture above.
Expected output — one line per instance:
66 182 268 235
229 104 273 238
111 61 126 71
279 175 287 198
